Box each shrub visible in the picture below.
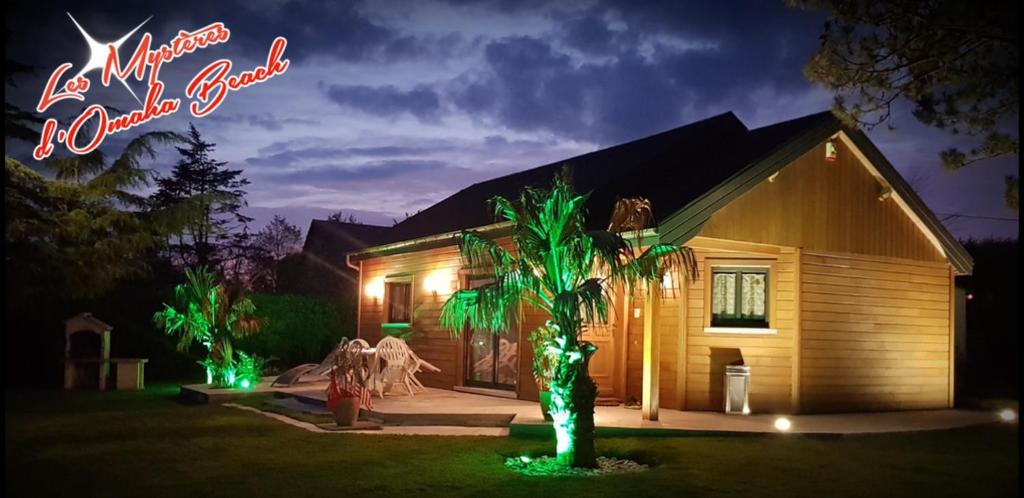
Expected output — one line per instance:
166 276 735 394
239 294 355 371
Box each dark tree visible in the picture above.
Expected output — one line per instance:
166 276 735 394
249 215 303 291
327 210 361 224
151 124 252 267
797 0 1019 208
219 216 302 291
255 215 303 261
4 57 44 143
5 131 181 300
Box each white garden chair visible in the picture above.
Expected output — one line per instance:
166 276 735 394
404 347 440 393
373 336 417 397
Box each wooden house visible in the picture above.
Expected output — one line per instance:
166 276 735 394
334 111 972 417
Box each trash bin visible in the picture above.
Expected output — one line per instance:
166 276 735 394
724 365 751 414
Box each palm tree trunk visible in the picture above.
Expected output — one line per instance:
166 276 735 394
549 340 599 468
210 337 236 387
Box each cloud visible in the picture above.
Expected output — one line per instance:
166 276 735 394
276 159 455 184
4 0 1014 241
205 113 320 131
245 142 460 167
324 83 443 121
561 13 616 55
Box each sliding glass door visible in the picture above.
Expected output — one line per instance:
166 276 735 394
464 277 517 390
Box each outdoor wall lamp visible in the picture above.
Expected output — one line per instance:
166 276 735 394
825 140 838 162
423 270 452 298
365 277 385 303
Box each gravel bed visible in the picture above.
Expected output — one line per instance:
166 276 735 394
504 456 649 477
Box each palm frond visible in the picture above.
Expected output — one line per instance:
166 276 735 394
456 230 515 275
575 277 609 326
607 197 654 234
635 244 699 282
585 229 635 284
439 279 524 337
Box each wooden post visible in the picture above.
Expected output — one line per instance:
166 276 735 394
642 282 661 421
355 260 364 340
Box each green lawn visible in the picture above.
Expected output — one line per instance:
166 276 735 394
5 386 1019 498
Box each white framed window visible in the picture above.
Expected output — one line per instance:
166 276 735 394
710 266 769 329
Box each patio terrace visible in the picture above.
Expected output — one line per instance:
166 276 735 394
181 379 1003 436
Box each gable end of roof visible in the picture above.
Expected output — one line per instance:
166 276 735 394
658 117 974 275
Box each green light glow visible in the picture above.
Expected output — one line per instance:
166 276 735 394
239 378 251 389
154 267 265 389
437 172 695 468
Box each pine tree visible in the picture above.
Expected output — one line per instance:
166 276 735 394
151 124 252 268
796 0 1018 207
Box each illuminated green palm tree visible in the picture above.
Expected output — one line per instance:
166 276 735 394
154 267 262 387
440 172 696 468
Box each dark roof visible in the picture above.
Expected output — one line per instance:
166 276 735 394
302 220 392 269
386 111 836 242
335 110 971 274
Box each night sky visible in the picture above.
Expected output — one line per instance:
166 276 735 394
4 0 1018 240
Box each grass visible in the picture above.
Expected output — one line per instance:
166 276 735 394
5 386 1019 498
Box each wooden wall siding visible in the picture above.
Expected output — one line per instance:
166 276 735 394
683 238 798 413
623 283 685 409
697 141 945 264
798 251 952 413
622 238 796 412
358 236 546 397
358 244 464 390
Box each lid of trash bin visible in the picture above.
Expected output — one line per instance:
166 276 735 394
725 365 750 374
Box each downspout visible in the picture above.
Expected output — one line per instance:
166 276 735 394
346 253 363 340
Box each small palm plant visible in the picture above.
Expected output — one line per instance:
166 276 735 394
440 171 696 468
154 267 262 387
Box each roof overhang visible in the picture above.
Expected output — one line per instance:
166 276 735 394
347 221 514 261
839 130 974 275
347 223 661 262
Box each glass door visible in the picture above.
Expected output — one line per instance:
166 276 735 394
464 277 517 390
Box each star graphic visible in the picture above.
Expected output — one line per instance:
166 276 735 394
66 12 151 105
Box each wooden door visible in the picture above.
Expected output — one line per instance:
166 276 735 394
582 319 617 398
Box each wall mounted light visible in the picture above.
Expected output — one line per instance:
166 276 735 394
365 277 385 303
423 270 452 297
825 140 838 162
